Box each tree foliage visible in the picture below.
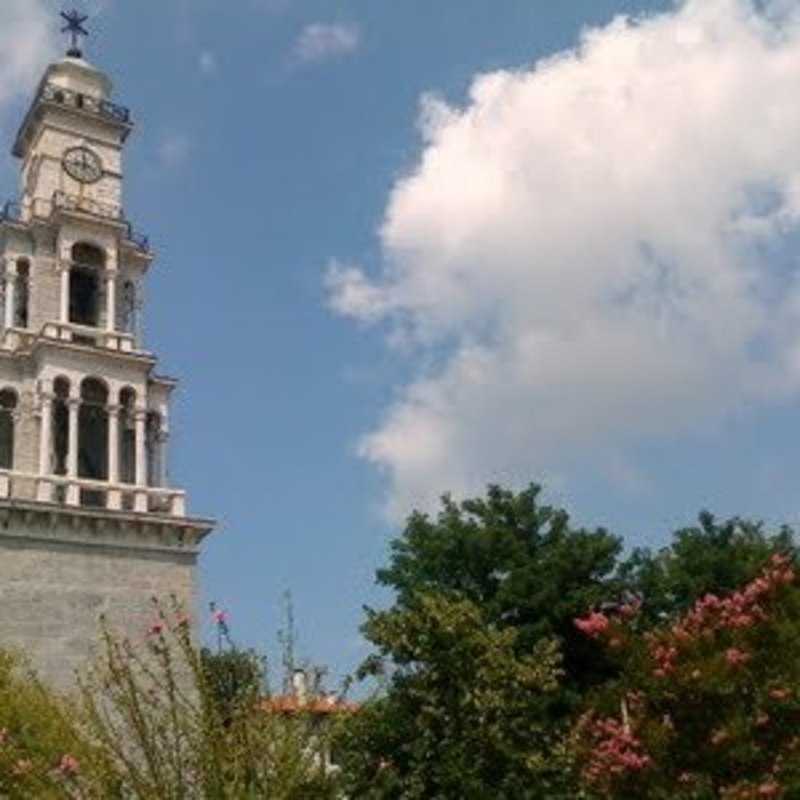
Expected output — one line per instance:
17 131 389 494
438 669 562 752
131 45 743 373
375 484 623 692
336 593 569 799
0 601 339 799
573 554 800 798
620 512 797 624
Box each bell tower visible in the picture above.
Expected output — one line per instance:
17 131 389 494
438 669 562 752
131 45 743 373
0 16 215 686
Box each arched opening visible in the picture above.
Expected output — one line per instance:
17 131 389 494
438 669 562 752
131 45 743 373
78 377 108 481
52 377 70 476
119 387 136 484
146 411 162 488
14 260 29 329
121 280 136 335
0 389 17 470
70 243 105 327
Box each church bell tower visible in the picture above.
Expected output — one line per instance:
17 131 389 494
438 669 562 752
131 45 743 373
0 15 215 686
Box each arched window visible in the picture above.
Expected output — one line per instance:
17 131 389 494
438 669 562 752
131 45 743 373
78 377 108 480
15 260 29 329
52 377 70 476
0 390 17 470
70 243 105 327
121 280 136 335
146 412 162 488
119 387 136 484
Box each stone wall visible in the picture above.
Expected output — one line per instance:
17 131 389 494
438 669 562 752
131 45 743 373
0 502 207 689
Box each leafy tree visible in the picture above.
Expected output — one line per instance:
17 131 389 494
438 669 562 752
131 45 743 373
572 555 800 798
621 512 797 623
0 650 106 799
335 593 570 799
375 484 623 693
77 599 339 799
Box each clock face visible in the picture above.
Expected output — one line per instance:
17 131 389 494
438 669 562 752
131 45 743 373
63 147 103 184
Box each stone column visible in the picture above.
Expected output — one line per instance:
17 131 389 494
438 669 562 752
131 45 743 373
60 267 70 324
106 272 117 332
157 431 170 488
108 405 120 483
65 397 80 506
134 409 148 512
39 394 52 476
4 262 17 330
67 399 79 478
37 388 53 502
107 404 121 510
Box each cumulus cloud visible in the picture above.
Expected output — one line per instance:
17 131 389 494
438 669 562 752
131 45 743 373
328 0 800 518
157 133 191 168
0 0 57 111
199 51 217 76
292 22 360 65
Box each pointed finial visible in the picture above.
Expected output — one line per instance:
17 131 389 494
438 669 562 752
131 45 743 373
60 9 90 58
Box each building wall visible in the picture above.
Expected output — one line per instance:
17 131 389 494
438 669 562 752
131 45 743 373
0 509 199 689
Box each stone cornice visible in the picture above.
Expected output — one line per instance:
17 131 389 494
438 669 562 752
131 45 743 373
0 497 215 556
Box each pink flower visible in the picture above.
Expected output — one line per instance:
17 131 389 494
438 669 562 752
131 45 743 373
574 611 610 639
725 647 751 668
57 754 79 778
711 728 729 746
147 621 165 637
212 609 229 625
769 687 791 701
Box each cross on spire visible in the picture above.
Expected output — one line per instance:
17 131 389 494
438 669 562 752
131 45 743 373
60 9 90 58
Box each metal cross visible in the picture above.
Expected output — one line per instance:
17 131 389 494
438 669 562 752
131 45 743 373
60 9 90 58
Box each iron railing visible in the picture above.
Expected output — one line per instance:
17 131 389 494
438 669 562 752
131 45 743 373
40 82 131 125
52 190 122 221
126 227 150 252
0 194 151 252
0 201 22 223
52 192 151 252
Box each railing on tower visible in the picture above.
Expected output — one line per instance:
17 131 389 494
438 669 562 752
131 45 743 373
0 201 22 223
40 82 131 125
52 190 122 221
50 191 151 253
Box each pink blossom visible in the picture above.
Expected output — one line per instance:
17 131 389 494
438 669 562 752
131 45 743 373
212 609 229 625
57 753 79 778
574 611 610 639
769 687 791 701
147 621 165 637
711 728 730 746
725 647 751 668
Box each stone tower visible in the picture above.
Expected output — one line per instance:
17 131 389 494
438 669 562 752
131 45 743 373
0 37 215 687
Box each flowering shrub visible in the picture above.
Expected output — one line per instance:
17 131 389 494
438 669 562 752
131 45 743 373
0 600 340 799
572 555 800 798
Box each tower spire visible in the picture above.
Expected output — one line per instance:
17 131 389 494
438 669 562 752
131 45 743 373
60 9 90 59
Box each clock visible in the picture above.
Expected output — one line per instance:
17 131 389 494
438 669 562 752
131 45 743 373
62 147 103 184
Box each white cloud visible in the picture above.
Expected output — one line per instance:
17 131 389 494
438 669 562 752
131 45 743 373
199 51 217 76
292 22 360 65
157 133 191 168
328 0 800 519
0 0 57 111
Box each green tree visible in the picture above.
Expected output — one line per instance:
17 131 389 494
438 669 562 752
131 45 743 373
375 484 623 693
336 593 569 799
620 512 797 624
572 554 800 798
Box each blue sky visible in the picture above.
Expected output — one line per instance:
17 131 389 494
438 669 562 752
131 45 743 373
4 0 800 686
